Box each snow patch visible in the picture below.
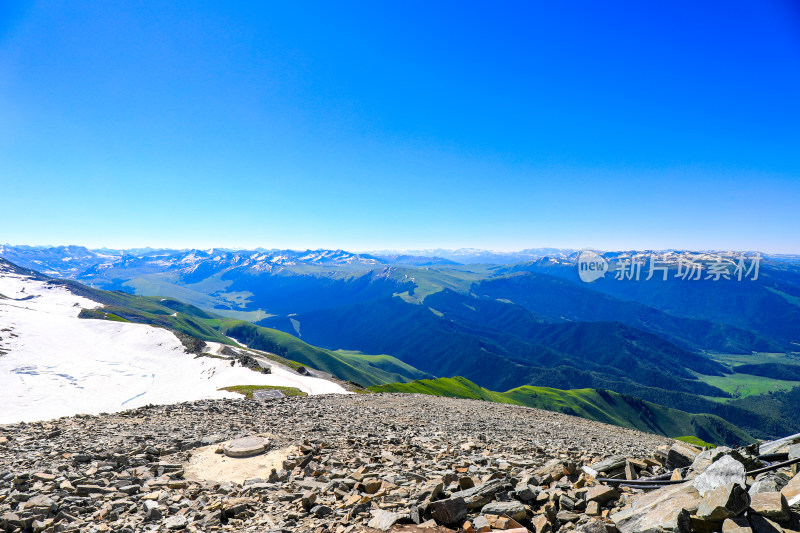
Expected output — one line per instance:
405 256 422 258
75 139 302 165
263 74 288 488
0 273 348 424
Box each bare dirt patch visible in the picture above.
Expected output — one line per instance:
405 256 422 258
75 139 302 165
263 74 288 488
184 437 293 485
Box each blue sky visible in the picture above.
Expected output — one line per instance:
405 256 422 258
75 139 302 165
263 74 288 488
1 1 799 252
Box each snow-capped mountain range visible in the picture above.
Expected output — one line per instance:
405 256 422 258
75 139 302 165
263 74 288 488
0 245 384 279
0 245 587 278
1 245 797 281
367 247 580 264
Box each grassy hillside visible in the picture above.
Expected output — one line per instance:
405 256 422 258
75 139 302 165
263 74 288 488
59 277 431 387
697 371 800 398
371 377 755 446
59 280 234 345
218 320 431 387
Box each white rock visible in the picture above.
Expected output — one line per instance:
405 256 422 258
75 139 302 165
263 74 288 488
692 455 746 497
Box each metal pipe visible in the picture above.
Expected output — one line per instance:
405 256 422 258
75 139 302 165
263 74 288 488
759 433 800 455
746 456 800 476
597 467 687 485
757 453 789 462
598 453 800 490
596 477 686 486
617 484 675 490
640 472 678 481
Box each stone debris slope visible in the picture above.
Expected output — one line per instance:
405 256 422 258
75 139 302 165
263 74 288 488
0 393 667 532
1 393 797 533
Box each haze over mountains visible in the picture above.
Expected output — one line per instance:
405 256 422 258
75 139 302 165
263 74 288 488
2 244 800 443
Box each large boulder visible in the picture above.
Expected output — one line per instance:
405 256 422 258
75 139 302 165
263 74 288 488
780 471 800 510
450 478 509 509
749 492 790 522
611 482 701 533
750 473 791 496
696 483 750 522
586 485 621 504
591 455 628 474
667 443 702 470
693 455 747 497
691 447 733 475
429 497 467 526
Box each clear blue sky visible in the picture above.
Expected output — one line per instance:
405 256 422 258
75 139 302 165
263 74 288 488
2 1 799 252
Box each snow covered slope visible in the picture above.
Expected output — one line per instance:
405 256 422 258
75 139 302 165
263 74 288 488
0 267 347 424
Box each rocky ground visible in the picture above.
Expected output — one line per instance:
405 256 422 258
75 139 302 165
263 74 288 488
0 393 798 533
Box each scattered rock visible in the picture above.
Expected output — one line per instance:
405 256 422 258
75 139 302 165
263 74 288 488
368 509 409 530
4 393 794 533
667 443 702 470
694 455 747 497
310 504 333 518
586 485 620 504
749 492 790 522
480 501 526 521
580 518 611 533
430 497 468 526
781 472 800 509
722 516 753 533
611 483 700 533
751 474 790 496
696 482 750 522
143 500 163 521
163 514 189 529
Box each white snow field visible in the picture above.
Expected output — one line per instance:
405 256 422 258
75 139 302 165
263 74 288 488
0 271 347 424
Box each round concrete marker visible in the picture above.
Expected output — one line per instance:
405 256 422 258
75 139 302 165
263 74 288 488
222 436 269 458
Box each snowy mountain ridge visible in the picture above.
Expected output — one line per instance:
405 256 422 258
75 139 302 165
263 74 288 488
0 246 384 279
2 245 797 281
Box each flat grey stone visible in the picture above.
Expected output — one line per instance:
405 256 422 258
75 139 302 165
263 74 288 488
789 444 800 460
749 473 790 496
481 500 526 520
450 478 507 509
368 509 409 531
611 483 700 533
222 436 268 458
749 492 790 522
164 514 188 529
696 482 750 521
253 389 285 400
591 454 627 474
667 443 701 470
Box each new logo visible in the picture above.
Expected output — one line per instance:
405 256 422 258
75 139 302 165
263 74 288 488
577 250 608 283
